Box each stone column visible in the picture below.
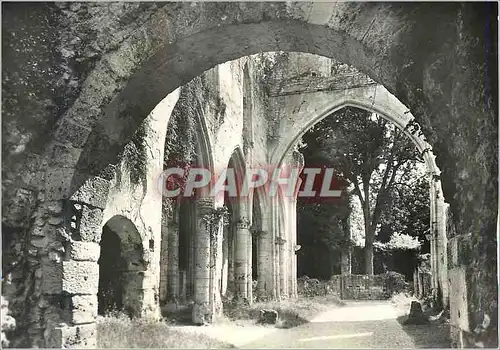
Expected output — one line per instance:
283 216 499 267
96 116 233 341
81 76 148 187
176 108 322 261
437 197 449 308
213 214 225 317
50 200 106 349
221 225 229 296
192 197 213 325
234 217 251 300
159 212 169 303
270 197 279 300
187 201 196 300
257 208 272 299
289 198 298 298
428 177 438 299
166 205 179 302
277 236 288 299
227 222 235 294
247 228 253 304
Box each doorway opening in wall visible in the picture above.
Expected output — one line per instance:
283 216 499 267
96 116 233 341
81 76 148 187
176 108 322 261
98 215 145 318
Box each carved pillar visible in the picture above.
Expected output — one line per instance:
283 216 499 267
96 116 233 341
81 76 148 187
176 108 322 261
160 207 169 303
192 197 213 325
166 203 179 302
270 197 279 300
221 225 229 296
277 236 287 299
227 222 235 294
429 176 438 299
49 199 106 348
434 178 449 308
185 201 196 300
247 226 253 304
289 198 298 298
213 211 224 317
234 217 251 300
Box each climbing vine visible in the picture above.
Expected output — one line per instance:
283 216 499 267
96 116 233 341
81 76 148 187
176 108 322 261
117 121 149 189
202 206 230 240
163 86 200 197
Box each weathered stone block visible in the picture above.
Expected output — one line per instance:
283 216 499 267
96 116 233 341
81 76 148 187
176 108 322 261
259 309 279 324
49 144 83 168
68 241 100 262
79 206 104 243
62 261 99 295
31 236 49 248
70 176 110 209
404 301 429 325
45 168 76 200
42 261 63 294
54 323 97 348
71 295 98 325
449 267 469 332
54 119 91 148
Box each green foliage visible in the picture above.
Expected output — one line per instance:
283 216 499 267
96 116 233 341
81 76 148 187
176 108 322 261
299 107 429 273
382 271 409 296
297 276 331 297
163 87 200 195
202 206 230 239
118 121 149 188
378 173 430 247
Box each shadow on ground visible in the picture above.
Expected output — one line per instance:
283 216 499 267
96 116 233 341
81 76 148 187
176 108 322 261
396 314 451 348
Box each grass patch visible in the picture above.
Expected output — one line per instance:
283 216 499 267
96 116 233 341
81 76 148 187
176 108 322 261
223 295 345 329
96 314 234 348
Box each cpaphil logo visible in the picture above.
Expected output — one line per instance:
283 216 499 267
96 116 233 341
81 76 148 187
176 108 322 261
156 163 346 201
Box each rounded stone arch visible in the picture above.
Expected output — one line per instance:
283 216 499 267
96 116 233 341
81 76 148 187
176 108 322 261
270 85 440 176
98 214 146 318
62 2 477 193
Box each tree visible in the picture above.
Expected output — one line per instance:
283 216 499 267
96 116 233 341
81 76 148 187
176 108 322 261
300 107 425 275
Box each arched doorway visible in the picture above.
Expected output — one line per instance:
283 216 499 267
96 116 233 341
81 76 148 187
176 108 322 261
98 215 145 318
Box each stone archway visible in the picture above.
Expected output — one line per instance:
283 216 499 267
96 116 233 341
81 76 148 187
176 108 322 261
98 215 145 318
269 86 448 304
2 3 497 348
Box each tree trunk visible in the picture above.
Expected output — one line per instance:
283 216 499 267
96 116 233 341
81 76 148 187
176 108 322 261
364 238 374 275
363 184 374 275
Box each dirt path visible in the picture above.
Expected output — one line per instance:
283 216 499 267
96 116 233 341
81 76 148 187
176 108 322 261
241 300 450 349
170 299 450 349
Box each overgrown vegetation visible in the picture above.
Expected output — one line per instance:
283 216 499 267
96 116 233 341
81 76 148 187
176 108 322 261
298 107 430 276
297 271 408 299
222 295 344 329
117 121 150 188
96 314 234 349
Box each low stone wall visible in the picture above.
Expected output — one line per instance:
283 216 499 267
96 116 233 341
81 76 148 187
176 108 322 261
298 273 407 300
334 275 388 300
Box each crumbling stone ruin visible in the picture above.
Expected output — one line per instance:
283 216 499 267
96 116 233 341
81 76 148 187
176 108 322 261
2 2 497 348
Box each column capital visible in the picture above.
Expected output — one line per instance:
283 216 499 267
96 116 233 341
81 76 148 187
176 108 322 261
251 229 267 237
196 197 214 215
236 218 251 229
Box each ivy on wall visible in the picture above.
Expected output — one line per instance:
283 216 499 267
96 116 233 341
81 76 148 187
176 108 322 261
163 85 201 198
116 121 149 189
